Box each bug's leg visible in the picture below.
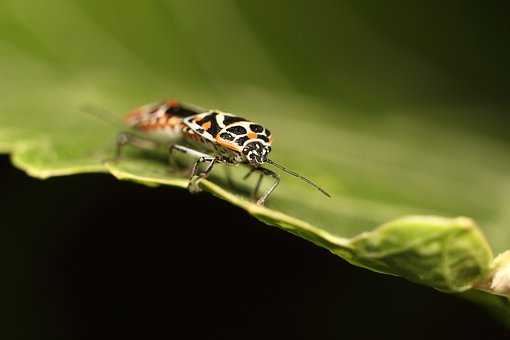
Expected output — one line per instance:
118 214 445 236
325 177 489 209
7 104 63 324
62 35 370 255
167 144 177 172
200 157 217 178
255 167 280 206
252 172 264 201
170 144 213 160
167 144 213 174
114 131 160 162
115 132 129 160
224 166 235 189
167 144 216 192
167 144 189 174
188 156 216 193
242 167 267 201
243 168 256 180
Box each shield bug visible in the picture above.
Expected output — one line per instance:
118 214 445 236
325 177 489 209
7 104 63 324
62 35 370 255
88 100 330 205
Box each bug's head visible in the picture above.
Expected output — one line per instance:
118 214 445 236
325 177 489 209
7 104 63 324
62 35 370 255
242 141 272 167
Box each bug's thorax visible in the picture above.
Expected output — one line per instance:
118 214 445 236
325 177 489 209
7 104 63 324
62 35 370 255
182 110 272 165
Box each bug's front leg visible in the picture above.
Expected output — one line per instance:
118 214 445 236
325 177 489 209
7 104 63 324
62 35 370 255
250 167 280 206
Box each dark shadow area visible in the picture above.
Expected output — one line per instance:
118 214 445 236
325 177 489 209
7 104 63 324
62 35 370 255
1 155 508 339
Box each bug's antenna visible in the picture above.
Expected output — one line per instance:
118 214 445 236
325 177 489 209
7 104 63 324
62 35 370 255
80 104 124 128
266 159 331 198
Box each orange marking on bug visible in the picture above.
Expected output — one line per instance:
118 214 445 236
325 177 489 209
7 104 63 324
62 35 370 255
139 123 155 132
248 131 257 139
166 99 179 107
168 117 182 127
185 130 200 142
216 136 241 152
125 109 142 125
202 121 212 130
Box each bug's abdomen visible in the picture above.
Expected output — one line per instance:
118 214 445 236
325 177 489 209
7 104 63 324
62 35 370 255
125 100 201 125
124 100 203 143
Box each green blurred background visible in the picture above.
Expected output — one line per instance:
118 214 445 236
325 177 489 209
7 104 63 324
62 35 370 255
1 0 510 338
2 0 509 118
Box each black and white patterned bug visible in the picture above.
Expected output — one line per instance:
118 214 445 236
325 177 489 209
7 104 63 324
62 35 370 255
114 100 330 205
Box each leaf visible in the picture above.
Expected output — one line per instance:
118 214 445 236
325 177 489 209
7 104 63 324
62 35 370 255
1 0 509 323
344 216 492 292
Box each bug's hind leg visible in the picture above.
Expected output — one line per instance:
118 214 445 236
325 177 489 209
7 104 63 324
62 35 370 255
252 167 280 206
169 144 216 193
166 144 193 175
114 131 161 162
187 156 217 193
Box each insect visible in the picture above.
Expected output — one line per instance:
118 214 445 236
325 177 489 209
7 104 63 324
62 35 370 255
114 100 330 205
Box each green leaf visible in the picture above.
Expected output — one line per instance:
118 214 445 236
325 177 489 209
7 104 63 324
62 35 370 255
1 0 509 324
344 216 492 292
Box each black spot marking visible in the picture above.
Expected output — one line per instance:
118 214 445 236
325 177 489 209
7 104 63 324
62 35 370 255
220 132 235 141
196 112 221 136
197 128 205 134
250 124 263 133
265 129 271 136
223 115 246 126
236 136 249 146
227 126 247 135
166 105 200 118
258 134 269 143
